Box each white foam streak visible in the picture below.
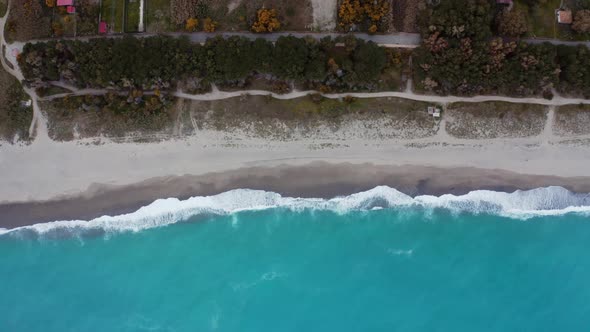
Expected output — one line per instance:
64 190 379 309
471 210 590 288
3 186 589 236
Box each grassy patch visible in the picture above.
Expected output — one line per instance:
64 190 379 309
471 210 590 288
0 0 7 17
0 67 32 143
125 0 141 32
146 0 171 32
77 0 100 35
100 0 126 33
515 0 590 40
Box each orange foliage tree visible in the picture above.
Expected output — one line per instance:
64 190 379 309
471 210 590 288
252 8 281 33
46 0 56 7
185 17 198 32
52 22 64 36
338 0 389 32
364 0 389 23
338 0 364 29
203 17 218 32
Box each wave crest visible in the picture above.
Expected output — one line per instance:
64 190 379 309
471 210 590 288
2 186 589 237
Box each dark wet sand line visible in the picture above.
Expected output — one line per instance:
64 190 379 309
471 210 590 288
2 162 590 228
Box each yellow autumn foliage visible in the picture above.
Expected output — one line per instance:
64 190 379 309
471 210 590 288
252 8 281 33
338 0 364 28
338 0 390 32
203 17 218 32
368 24 378 34
364 0 389 23
185 17 198 32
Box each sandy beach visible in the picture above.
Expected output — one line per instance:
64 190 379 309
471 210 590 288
2 162 590 228
2 110 590 228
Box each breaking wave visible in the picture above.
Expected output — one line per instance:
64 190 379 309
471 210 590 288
2 186 589 237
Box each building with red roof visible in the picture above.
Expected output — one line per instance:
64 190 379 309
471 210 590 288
99 21 108 34
57 0 74 6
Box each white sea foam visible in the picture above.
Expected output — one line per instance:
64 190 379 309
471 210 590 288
387 249 414 256
2 186 589 237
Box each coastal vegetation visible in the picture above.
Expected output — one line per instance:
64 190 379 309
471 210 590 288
496 8 528 37
43 94 437 141
0 67 33 143
42 93 175 140
19 35 389 93
413 0 590 97
0 0 7 17
557 45 590 98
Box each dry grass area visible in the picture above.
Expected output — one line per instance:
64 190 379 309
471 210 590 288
5 0 52 42
554 104 590 137
42 95 439 141
391 0 426 33
445 102 547 139
178 95 438 140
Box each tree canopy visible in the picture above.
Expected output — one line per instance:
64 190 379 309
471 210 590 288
19 35 388 92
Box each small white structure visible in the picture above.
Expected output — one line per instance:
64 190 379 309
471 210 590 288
21 100 32 107
427 106 442 118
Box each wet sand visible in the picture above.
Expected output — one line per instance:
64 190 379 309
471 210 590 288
2 162 590 229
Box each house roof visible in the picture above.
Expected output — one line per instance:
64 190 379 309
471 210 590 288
66 6 75 13
99 21 107 33
557 9 573 24
57 0 74 6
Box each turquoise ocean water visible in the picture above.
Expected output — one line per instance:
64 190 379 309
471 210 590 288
1 187 590 332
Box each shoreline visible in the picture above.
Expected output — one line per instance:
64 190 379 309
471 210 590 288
2 162 590 229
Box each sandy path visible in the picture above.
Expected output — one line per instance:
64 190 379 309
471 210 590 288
44 84 590 108
176 89 590 107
